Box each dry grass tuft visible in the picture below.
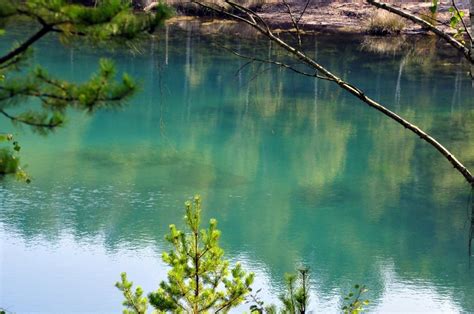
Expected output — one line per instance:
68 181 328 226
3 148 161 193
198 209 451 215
366 10 405 35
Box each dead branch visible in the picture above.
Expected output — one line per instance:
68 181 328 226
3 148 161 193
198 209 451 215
297 0 312 24
282 0 302 47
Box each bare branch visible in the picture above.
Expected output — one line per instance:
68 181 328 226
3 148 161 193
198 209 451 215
282 0 302 47
296 0 312 24
224 0 272 33
219 44 334 80
194 0 474 186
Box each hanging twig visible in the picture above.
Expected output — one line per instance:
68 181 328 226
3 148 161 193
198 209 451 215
217 43 334 80
282 0 303 47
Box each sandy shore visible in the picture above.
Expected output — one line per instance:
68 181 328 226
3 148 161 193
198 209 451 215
165 1 469 36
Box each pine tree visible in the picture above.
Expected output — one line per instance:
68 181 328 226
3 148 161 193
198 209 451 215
0 0 172 179
278 268 310 314
251 268 310 314
116 195 255 313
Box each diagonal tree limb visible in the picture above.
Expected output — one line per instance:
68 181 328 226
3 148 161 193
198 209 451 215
0 25 52 65
194 0 474 186
366 0 472 64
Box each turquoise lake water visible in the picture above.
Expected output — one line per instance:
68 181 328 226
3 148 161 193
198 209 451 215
1 24 474 312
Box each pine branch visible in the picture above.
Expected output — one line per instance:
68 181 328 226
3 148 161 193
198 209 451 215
214 293 246 313
0 25 51 65
0 109 61 128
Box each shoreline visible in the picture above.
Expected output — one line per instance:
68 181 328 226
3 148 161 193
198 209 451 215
163 1 469 36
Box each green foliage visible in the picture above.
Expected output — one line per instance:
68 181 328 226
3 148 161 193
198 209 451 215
0 134 30 183
342 284 369 314
117 195 255 313
249 268 310 314
116 196 369 313
278 268 310 314
447 7 465 42
0 0 172 41
429 0 438 14
1 58 137 133
426 0 467 43
0 0 172 180
116 272 148 314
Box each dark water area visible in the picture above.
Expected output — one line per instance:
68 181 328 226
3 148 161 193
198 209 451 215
0 24 473 312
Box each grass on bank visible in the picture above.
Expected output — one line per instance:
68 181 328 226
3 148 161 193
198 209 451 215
366 9 405 35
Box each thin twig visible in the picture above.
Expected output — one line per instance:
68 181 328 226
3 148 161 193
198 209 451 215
224 0 272 33
282 0 302 47
234 59 255 77
451 0 473 42
217 43 334 80
296 0 312 24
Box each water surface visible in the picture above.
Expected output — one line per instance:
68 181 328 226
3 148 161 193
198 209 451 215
1 25 473 312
